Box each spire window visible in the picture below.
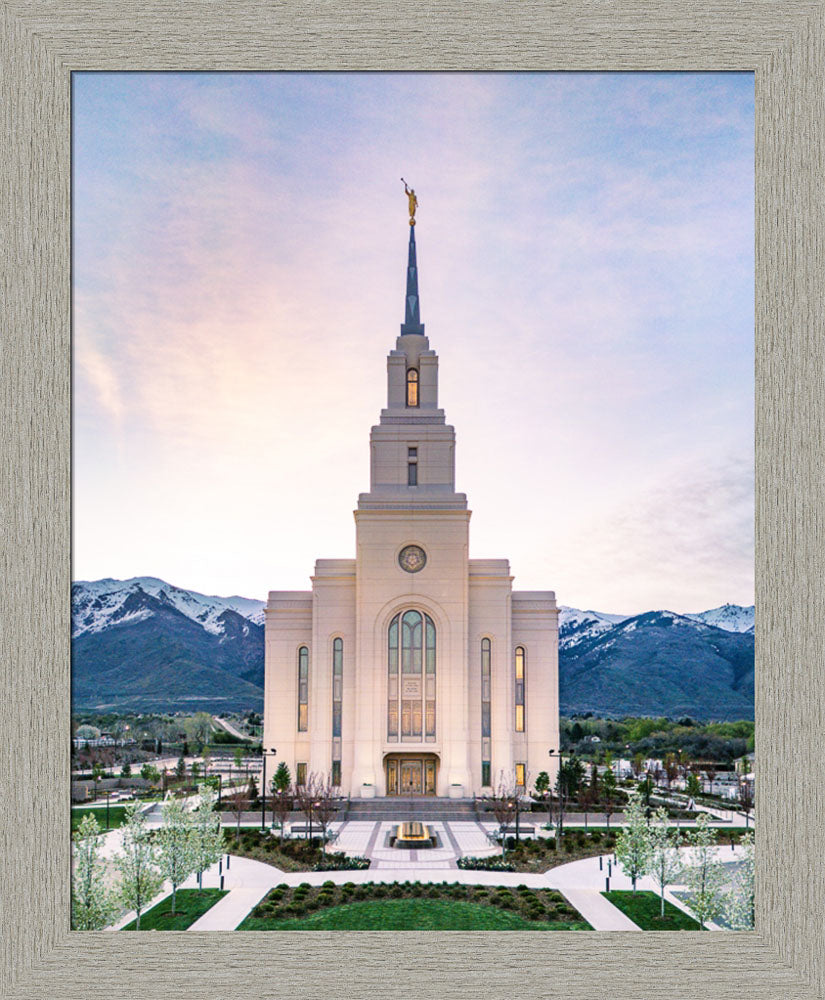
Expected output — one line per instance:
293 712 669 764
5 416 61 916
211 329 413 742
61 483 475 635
406 368 419 407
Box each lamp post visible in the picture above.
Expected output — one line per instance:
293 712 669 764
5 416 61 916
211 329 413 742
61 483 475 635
105 789 111 831
261 748 277 831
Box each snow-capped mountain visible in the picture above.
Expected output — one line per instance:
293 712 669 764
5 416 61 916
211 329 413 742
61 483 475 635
685 603 754 633
559 602 754 649
559 609 754 721
558 606 630 649
71 577 266 639
70 578 755 717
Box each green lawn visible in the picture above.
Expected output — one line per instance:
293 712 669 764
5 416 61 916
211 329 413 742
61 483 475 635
121 889 228 930
239 898 589 931
71 805 129 832
603 890 701 930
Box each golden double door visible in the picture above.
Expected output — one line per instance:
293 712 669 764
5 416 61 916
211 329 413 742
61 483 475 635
386 757 437 796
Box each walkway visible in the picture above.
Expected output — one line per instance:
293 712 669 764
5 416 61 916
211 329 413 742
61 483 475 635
103 821 746 932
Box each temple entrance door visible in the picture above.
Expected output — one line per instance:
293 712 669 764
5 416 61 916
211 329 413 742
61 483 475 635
400 761 423 795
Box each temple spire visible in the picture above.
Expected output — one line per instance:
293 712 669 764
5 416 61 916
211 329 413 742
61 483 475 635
400 224 425 337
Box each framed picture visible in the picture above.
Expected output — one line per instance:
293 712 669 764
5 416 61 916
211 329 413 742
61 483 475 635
2 4 823 999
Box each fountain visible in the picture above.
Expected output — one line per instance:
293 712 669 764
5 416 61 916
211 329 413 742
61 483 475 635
391 821 437 849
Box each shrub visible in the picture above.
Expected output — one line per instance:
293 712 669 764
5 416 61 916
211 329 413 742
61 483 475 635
426 886 441 898
372 884 388 898
590 830 602 842
389 884 404 898
354 887 368 900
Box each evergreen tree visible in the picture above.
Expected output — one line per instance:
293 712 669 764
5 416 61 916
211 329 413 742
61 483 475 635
72 813 116 930
156 797 195 915
175 755 186 779
682 813 728 929
615 789 652 893
270 761 292 840
247 774 259 806
112 802 163 930
191 785 225 892
648 806 683 918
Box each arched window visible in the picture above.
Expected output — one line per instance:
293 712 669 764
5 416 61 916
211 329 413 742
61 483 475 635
406 368 419 407
481 638 492 786
297 646 309 732
515 646 526 732
387 610 435 741
332 638 343 783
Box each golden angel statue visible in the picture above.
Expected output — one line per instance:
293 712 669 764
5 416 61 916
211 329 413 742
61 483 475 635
401 178 418 225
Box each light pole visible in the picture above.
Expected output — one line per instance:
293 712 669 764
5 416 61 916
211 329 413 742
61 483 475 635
261 748 277 831
105 789 111 831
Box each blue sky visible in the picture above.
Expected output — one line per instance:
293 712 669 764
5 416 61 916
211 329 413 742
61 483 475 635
73 72 754 614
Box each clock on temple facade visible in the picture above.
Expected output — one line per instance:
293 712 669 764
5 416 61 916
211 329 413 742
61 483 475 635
263 206 559 799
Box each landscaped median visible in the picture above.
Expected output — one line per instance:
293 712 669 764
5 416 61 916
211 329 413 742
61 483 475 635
121 889 228 930
237 880 592 931
602 891 701 930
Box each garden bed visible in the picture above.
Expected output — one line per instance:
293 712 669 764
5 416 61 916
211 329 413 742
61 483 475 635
238 881 590 930
227 829 369 871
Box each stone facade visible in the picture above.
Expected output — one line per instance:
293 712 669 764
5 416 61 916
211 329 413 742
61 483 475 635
264 224 559 798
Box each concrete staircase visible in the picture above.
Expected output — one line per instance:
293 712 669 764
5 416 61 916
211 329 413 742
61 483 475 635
345 797 478 822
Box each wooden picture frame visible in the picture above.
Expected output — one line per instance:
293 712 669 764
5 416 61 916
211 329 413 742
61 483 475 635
1 3 823 998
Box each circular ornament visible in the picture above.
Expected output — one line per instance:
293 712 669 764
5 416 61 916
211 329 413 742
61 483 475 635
398 544 427 573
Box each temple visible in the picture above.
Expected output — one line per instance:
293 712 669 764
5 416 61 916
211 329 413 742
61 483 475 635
263 215 559 798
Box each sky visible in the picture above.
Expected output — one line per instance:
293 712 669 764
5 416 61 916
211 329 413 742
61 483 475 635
72 72 754 616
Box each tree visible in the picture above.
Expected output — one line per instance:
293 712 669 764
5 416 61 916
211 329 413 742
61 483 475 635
487 773 518 853
726 831 755 930
311 772 339 847
120 762 132 778
663 752 679 793
686 771 702 800
647 806 683 918
246 774 260 807
293 776 319 841
91 760 105 798
201 745 212 777
615 790 652 893
175 755 186 780
191 785 225 892
554 756 584 841
112 802 163 930
682 813 727 929
156 797 195 915
72 813 116 930
190 761 201 784
140 763 161 789
534 771 552 827
601 766 618 832
227 784 248 844
270 761 292 843
186 712 213 752
631 752 645 780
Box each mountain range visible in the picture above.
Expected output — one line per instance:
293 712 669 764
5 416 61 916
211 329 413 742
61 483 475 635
71 577 754 720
